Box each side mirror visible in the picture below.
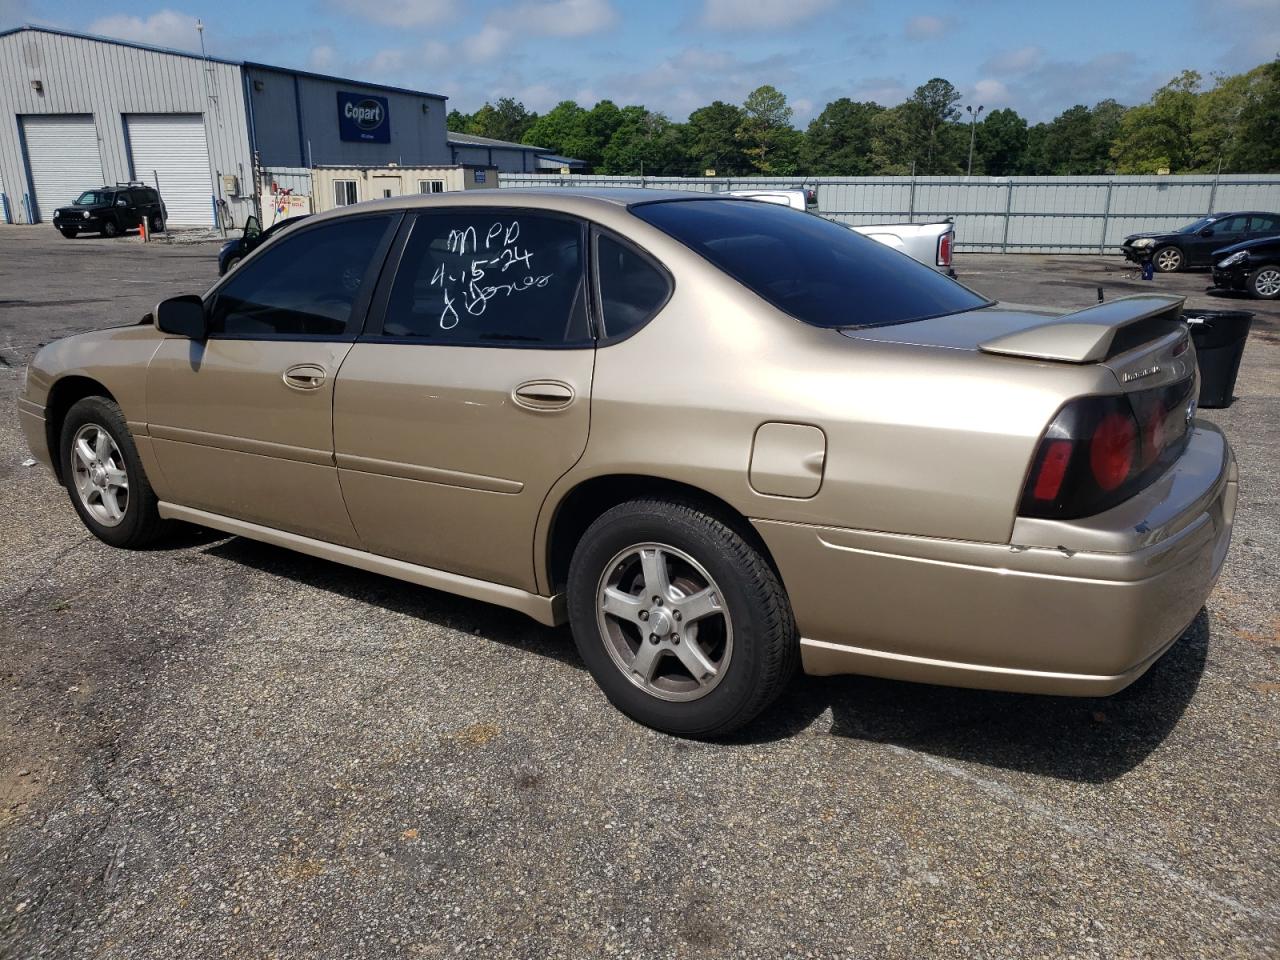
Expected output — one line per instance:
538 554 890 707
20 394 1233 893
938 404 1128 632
116 198 129 207
155 295 207 340
243 215 261 240
1200 227 1214 237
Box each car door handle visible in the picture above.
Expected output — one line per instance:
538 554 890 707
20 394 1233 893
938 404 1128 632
512 380 575 411
283 363 327 391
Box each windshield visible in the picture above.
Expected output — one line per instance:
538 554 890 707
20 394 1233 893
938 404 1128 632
74 191 109 205
632 199 989 328
1178 217 1214 234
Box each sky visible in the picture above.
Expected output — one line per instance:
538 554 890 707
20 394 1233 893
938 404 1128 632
2 0 1277 124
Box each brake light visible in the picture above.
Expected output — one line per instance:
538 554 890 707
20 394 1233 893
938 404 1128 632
937 231 952 267
1019 379 1193 519
1089 411 1137 491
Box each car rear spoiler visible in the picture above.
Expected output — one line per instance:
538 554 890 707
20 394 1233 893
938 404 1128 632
978 294 1186 364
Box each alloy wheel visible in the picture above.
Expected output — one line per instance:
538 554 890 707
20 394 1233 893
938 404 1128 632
1155 248 1181 272
595 542 733 702
1254 268 1280 298
70 423 129 527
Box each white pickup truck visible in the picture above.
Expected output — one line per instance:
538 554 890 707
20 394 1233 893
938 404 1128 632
721 189 956 276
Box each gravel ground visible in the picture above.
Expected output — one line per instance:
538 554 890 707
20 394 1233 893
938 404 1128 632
1 227 1277 959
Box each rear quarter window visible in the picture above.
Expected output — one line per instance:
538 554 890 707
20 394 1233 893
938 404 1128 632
631 199 988 329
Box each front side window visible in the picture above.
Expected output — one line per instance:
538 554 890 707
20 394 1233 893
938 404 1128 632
1215 215 1249 234
75 190 108 205
381 212 588 345
334 180 358 206
419 180 445 194
208 215 394 338
595 232 670 339
632 199 989 329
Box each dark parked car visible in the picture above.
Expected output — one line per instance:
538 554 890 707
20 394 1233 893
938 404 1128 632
1120 211 1280 273
218 214 308 275
52 184 166 239
1211 234 1280 299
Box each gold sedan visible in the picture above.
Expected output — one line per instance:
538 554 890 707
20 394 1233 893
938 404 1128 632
18 190 1237 736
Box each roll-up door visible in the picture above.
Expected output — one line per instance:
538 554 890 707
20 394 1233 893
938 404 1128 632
21 115 103 223
126 114 214 227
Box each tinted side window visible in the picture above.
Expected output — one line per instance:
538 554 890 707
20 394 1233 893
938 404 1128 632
381 212 589 345
1215 216 1248 233
209 215 394 338
633 200 989 329
596 232 670 339
1249 215 1278 233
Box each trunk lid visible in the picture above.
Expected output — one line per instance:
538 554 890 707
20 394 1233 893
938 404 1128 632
841 294 1195 393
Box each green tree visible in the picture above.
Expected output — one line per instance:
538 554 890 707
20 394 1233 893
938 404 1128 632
1112 70 1202 173
800 98 883 175
522 101 600 166
446 108 473 131
684 101 748 175
869 106 914 174
738 85 800 174
466 97 536 143
973 107 1028 175
600 107 684 175
1223 59 1280 172
900 78 963 173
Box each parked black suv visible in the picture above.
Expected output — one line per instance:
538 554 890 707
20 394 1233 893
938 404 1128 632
1120 211 1280 273
52 184 167 239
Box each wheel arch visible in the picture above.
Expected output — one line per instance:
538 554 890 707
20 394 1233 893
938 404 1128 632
541 474 781 596
44 376 117 482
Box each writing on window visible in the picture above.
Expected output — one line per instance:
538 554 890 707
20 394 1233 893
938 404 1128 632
383 213 588 345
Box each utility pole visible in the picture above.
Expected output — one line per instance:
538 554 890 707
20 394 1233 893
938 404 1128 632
196 19 226 237
965 104 984 177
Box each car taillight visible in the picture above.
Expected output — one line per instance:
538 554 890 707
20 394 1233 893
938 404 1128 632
1019 379 1194 519
937 231 952 267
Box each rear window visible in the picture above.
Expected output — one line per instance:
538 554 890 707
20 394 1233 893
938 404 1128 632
631 199 988 328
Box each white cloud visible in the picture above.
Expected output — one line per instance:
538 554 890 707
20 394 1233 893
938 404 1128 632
700 0 835 30
903 15 949 41
504 0 618 36
1194 0 1280 70
87 10 200 51
971 79 1013 108
307 45 336 70
328 0 456 28
982 45 1043 75
462 23 514 61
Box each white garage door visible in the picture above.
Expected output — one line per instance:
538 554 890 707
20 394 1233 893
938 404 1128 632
127 114 214 227
22 115 103 223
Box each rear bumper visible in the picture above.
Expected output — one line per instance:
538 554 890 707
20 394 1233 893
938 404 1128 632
753 422 1237 696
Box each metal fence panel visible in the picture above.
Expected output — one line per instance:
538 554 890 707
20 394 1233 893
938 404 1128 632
497 173 1280 253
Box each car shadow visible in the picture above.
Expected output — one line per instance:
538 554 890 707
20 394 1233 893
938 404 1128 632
198 535 1208 783
200 536 582 669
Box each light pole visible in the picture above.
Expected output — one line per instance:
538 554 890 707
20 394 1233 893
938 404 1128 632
965 104 984 177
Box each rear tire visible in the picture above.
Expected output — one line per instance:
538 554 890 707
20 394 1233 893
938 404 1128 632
567 499 798 738
1248 265 1280 299
60 397 166 549
101 219 120 238
149 213 164 232
1152 245 1183 273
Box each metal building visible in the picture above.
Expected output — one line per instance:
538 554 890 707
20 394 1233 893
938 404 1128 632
0 25 449 228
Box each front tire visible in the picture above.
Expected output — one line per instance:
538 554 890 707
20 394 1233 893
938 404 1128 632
1152 245 1183 273
60 397 165 549
1248 265 1280 299
567 499 797 738
101 219 120 238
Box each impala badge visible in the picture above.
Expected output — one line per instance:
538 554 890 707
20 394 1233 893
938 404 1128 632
1122 364 1161 383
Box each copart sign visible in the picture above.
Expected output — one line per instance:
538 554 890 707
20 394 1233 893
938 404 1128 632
337 91 391 143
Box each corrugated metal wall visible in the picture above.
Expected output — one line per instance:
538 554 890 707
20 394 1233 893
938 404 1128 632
0 28 255 226
498 174 1280 253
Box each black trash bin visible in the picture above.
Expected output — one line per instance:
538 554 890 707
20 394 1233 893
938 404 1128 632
1183 309 1253 408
